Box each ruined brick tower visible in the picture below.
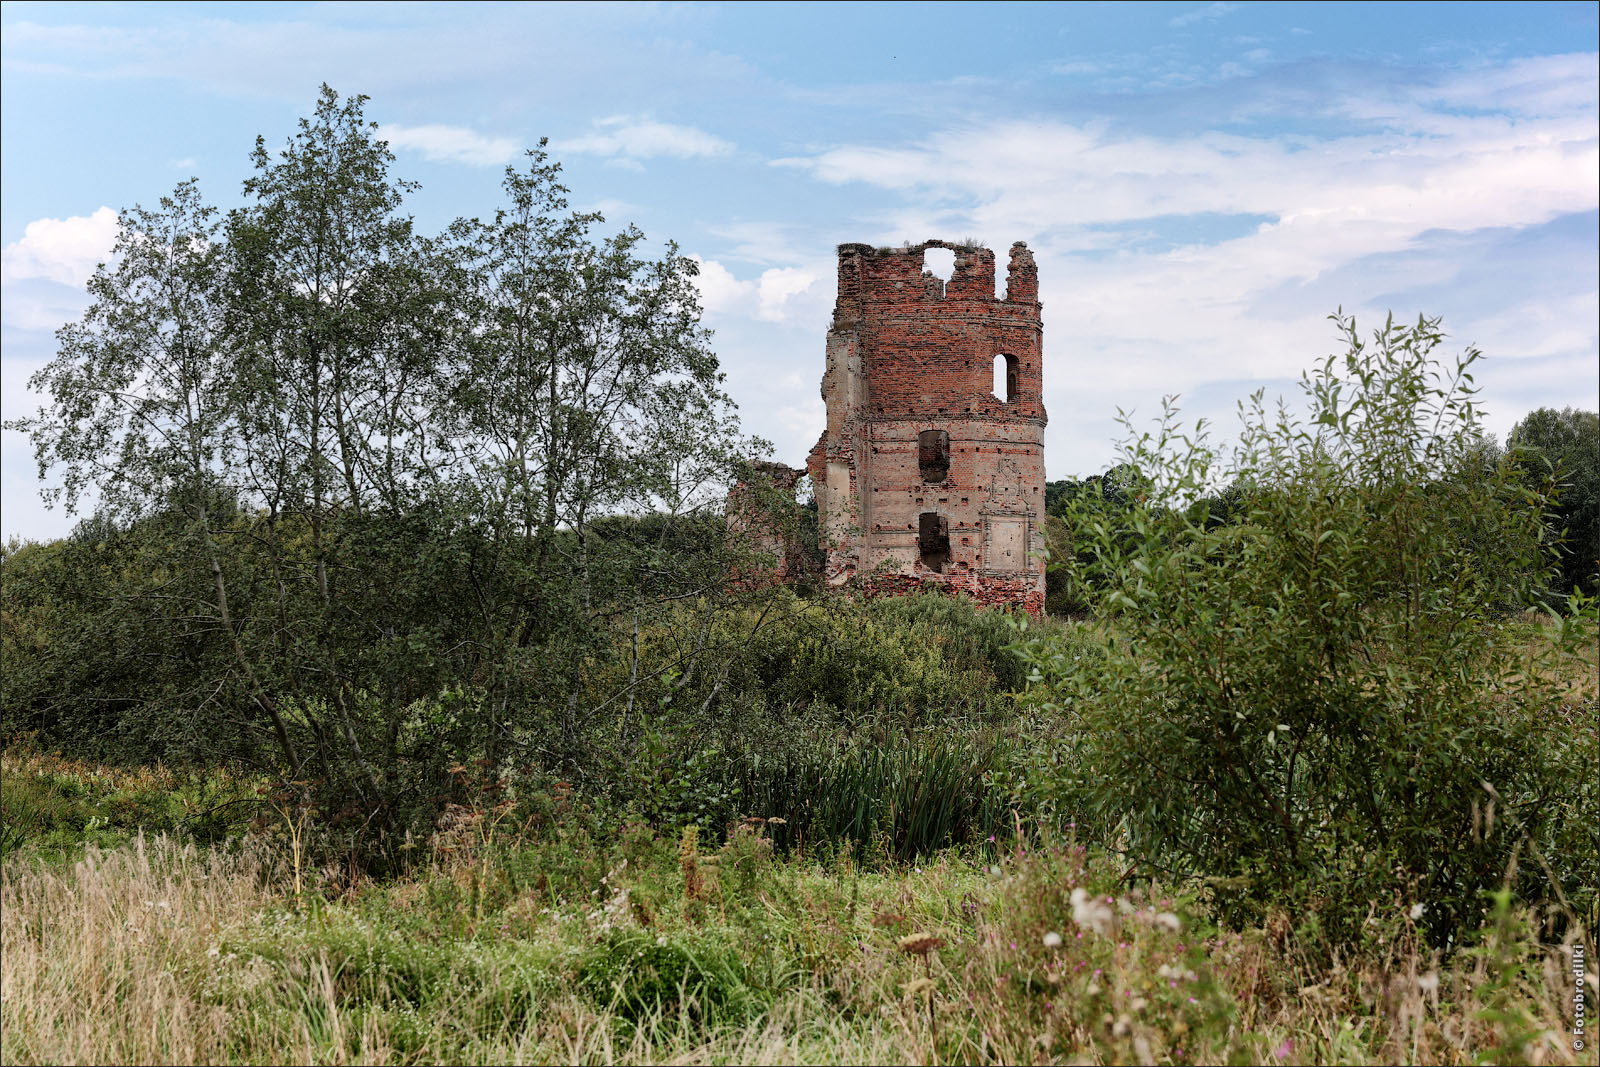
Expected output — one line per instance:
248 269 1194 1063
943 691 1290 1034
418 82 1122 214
805 240 1047 614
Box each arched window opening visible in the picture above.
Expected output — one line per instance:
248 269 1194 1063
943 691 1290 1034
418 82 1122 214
918 429 950 483
922 247 955 286
994 353 1019 403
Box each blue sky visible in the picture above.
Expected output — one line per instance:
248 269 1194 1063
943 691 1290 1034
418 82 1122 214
3 1 1596 540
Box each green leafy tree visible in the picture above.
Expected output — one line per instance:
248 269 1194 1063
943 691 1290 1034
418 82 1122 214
221 85 445 806
1508 406 1599 596
429 144 753 768
1017 312 1594 941
6 87 774 848
5 179 306 773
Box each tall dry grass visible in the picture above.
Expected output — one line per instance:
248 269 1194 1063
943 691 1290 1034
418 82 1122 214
2 823 1592 1066
1 836 271 1064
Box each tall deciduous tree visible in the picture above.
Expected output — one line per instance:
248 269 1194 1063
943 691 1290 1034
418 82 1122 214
9 86 765 841
437 145 749 763
1509 406 1600 597
9 179 304 776
221 85 442 808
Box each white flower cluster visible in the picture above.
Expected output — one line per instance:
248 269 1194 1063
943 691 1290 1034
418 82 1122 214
1070 888 1183 936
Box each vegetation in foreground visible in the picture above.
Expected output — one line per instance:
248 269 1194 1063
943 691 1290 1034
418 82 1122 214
1 748 1592 1067
3 84 1597 1065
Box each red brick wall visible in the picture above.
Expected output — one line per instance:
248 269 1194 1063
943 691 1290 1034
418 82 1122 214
806 240 1048 614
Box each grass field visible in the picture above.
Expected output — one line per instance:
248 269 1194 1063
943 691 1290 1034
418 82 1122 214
1 745 1592 1066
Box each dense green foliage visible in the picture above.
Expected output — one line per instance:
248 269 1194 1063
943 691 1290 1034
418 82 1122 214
1509 405 1600 597
0 751 260 859
1 87 782 854
1019 313 1597 943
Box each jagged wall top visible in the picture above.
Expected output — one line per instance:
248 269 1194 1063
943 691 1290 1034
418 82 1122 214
826 240 1045 423
833 240 1039 307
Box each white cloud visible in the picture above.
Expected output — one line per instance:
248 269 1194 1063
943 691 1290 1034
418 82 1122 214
690 256 751 315
556 116 733 162
1 207 118 288
689 257 825 326
756 268 820 323
380 123 521 166
1170 2 1240 28
1424 53 1600 117
776 397 824 434
0 278 93 333
1051 60 1107 77
580 198 643 221
706 221 811 266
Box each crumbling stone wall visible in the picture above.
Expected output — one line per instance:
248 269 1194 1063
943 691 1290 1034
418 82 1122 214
804 240 1047 614
725 460 807 588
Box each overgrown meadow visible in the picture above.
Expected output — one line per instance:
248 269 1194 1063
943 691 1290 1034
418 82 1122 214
3 87 1597 1065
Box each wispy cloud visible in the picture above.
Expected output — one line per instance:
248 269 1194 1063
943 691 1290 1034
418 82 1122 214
556 116 733 163
1170 2 1240 28
705 221 814 266
774 51 1598 452
381 123 521 166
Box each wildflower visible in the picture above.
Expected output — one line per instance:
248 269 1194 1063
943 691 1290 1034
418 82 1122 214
1154 911 1182 933
1042 931 1063 948
1071 887 1114 935
1273 1038 1294 1059
1086 982 1102 996
1408 902 1426 921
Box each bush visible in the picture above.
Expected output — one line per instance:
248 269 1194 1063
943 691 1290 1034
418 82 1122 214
578 931 760 1026
1018 312 1596 942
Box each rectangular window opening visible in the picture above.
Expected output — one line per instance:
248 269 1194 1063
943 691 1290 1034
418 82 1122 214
918 512 951 573
918 429 950 483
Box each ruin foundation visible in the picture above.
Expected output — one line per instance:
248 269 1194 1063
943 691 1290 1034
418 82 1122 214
804 240 1047 615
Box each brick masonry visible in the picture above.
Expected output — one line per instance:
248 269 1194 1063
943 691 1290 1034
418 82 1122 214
803 240 1047 614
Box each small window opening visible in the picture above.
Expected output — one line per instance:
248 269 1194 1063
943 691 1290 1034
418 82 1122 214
922 247 955 285
918 512 951 573
993 353 1019 403
918 429 950 483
